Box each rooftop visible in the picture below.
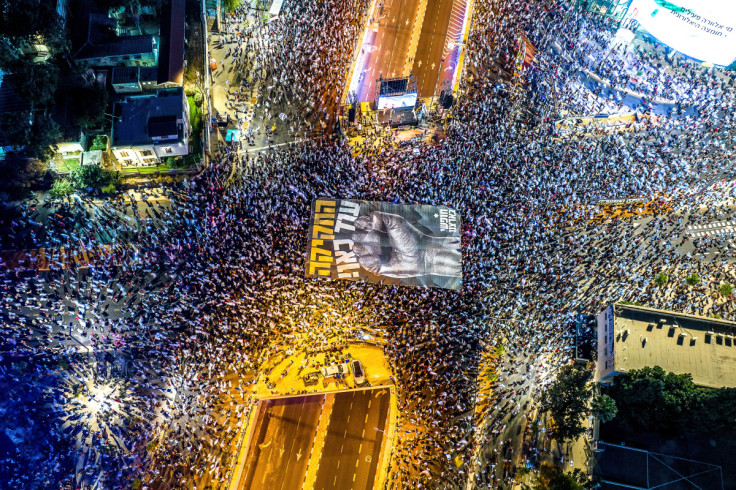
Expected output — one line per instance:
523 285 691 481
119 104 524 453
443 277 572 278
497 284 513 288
76 35 155 60
111 66 139 85
608 304 736 388
157 0 185 85
112 87 184 147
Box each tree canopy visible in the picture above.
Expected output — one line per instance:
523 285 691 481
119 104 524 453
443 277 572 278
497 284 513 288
533 465 588 490
540 364 592 441
0 0 65 51
606 366 736 434
2 58 59 108
590 394 617 423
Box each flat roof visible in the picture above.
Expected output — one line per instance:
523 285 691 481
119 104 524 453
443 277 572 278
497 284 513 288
112 87 183 146
612 304 736 388
157 0 185 85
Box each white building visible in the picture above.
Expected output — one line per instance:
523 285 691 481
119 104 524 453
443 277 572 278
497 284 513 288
110 87 190 167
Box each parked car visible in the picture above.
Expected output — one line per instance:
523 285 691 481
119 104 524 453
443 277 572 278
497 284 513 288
351 359 366 385
320 364 346 378
302 372 319 385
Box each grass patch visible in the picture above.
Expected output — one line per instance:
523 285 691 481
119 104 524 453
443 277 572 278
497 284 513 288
120 162 172 176
58 158 81 173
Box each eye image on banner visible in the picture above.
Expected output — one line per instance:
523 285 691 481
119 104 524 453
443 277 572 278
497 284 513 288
306 199 462 290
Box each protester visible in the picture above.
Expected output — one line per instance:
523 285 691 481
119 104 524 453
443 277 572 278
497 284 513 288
1 0 735 488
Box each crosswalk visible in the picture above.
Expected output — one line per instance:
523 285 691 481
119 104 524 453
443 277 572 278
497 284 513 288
687 221 736 237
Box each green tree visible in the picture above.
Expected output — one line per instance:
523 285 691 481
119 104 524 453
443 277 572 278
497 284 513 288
50 178 74 197
2 58 59 107
590 393 617 423
0 111 32 152
90 135 108 151
533 464 587 490
2 112 64 161
685 273 700 286
70 165 119 191
540 364 592 441
654 272 668 286
719 283 733 297
27 114 62 160
606 366 702 434
223 0 244 13
0 0 65 54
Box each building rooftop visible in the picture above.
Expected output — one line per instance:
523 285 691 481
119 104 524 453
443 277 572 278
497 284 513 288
140 66 158 83
157 0 185 85
111 66 139 85
77 35 154 60
112 87 184 147
600 304 736 388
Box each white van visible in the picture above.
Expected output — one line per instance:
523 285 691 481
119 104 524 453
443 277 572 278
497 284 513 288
351 360 366 385
320 364 347 378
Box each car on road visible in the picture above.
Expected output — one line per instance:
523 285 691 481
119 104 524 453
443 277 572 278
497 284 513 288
351 359 366 385
320 364 347 378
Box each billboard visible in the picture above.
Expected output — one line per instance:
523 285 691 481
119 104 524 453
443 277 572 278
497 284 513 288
377 93 418 110
625 0 736 66
306 199 462 290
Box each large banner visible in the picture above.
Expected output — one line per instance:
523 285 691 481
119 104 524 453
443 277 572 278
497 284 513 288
625 0 736 66
306 199 462 290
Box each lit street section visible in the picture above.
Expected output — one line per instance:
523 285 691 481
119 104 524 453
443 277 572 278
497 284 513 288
232 388 393 490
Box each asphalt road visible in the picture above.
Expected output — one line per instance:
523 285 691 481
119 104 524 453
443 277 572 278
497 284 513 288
356 0 419 102
313 388 391 490
410 0 457 97
239 394 325 490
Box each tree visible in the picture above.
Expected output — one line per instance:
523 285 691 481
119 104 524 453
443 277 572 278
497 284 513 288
654 272 668 286
223 0 244 13
606 366 703 434
2 58 59 107
540 364 592 441
0 111 32 152
533 464 587 490
90 135 108 151
719 283 733 297
0 0 65 55
685 273 700 286
50 178 74 197
26 114 62 160
590 394 617 423
70 165 120 191
0 112 61 161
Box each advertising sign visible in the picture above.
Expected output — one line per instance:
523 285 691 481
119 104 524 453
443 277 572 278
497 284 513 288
625 0 736 66
305 199 462 290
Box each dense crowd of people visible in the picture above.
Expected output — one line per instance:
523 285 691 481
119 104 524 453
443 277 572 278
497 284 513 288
2 0 736 488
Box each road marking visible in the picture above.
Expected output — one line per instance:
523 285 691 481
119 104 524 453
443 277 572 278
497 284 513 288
341 444 344 454
356 459 359 467
353 473 357 482
362 429 365 438
337 460 340 468
365 414 369 423
359 443 362 453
